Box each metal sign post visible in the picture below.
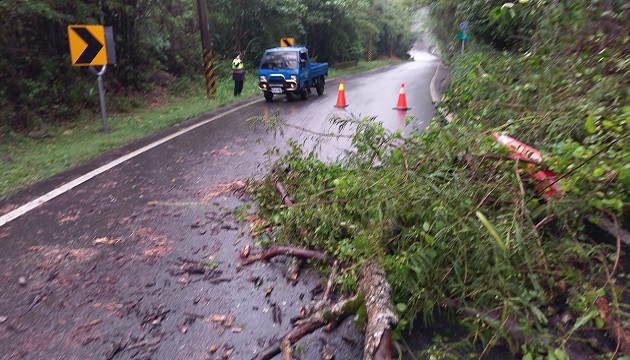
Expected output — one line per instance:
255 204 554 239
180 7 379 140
89 65 109 133
458 21 470 54
68 25 116 133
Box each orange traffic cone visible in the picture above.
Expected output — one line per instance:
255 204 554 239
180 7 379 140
334 81 349 108
393 83 411 110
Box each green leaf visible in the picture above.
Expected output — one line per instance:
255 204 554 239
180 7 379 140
595 317 605 329
572 146 586 158
569 312 595 333
476 211 506 250
423 233 435 245
553 348 569 360
585 115 597 133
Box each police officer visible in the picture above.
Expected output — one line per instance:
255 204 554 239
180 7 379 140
232 51 245 96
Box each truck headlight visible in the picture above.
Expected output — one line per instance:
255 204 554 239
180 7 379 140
290 75 297 81
259 76 267 82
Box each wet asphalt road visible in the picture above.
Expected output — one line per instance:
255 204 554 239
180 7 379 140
0 54 453 360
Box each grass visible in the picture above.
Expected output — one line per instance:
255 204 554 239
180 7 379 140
0 59 402 199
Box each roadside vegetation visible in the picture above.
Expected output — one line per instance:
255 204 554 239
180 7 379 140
248 1 630 359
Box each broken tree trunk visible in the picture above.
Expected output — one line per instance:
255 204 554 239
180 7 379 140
359 261 398 360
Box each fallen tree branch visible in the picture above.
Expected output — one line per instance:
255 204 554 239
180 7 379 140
359 261 398 360
242 246 335 266
275 181 293 206
280 322 323 360
253 295 363 360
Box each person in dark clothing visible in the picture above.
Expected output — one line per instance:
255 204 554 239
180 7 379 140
232 52 245 96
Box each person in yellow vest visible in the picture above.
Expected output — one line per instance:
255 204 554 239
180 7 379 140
232 51 245 96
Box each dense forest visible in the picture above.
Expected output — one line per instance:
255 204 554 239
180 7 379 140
0 0 417 131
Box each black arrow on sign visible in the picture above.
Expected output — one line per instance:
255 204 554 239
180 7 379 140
282 38 292 47
72 27 104 65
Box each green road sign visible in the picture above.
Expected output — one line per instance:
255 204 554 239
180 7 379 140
456 31 472 40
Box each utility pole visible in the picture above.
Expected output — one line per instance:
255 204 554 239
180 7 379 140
367 0 374 61
197 0 216 96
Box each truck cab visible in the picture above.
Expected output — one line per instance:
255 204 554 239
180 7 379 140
258 46 328 102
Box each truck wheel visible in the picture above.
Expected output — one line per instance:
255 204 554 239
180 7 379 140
264 92 273 102
300 86 310 100
316 79 324 95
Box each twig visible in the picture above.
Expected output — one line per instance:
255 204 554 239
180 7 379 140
284 122 353 139
242 246 335 266
610 215 622 278
515 159 525 214
280 199 346 208
535 214 557 231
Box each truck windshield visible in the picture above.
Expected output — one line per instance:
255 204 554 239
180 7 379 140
260 51 298 70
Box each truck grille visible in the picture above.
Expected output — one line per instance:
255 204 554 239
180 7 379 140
268 81 285 89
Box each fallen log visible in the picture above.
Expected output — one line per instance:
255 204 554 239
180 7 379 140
359 261 398 360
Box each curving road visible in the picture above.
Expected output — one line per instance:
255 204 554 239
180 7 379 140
0 53 446 360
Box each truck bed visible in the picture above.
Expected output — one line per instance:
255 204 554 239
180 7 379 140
310 62 328 78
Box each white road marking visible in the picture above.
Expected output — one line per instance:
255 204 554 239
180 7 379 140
0 99 263 228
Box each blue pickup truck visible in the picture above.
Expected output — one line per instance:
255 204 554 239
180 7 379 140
258 46 328 102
